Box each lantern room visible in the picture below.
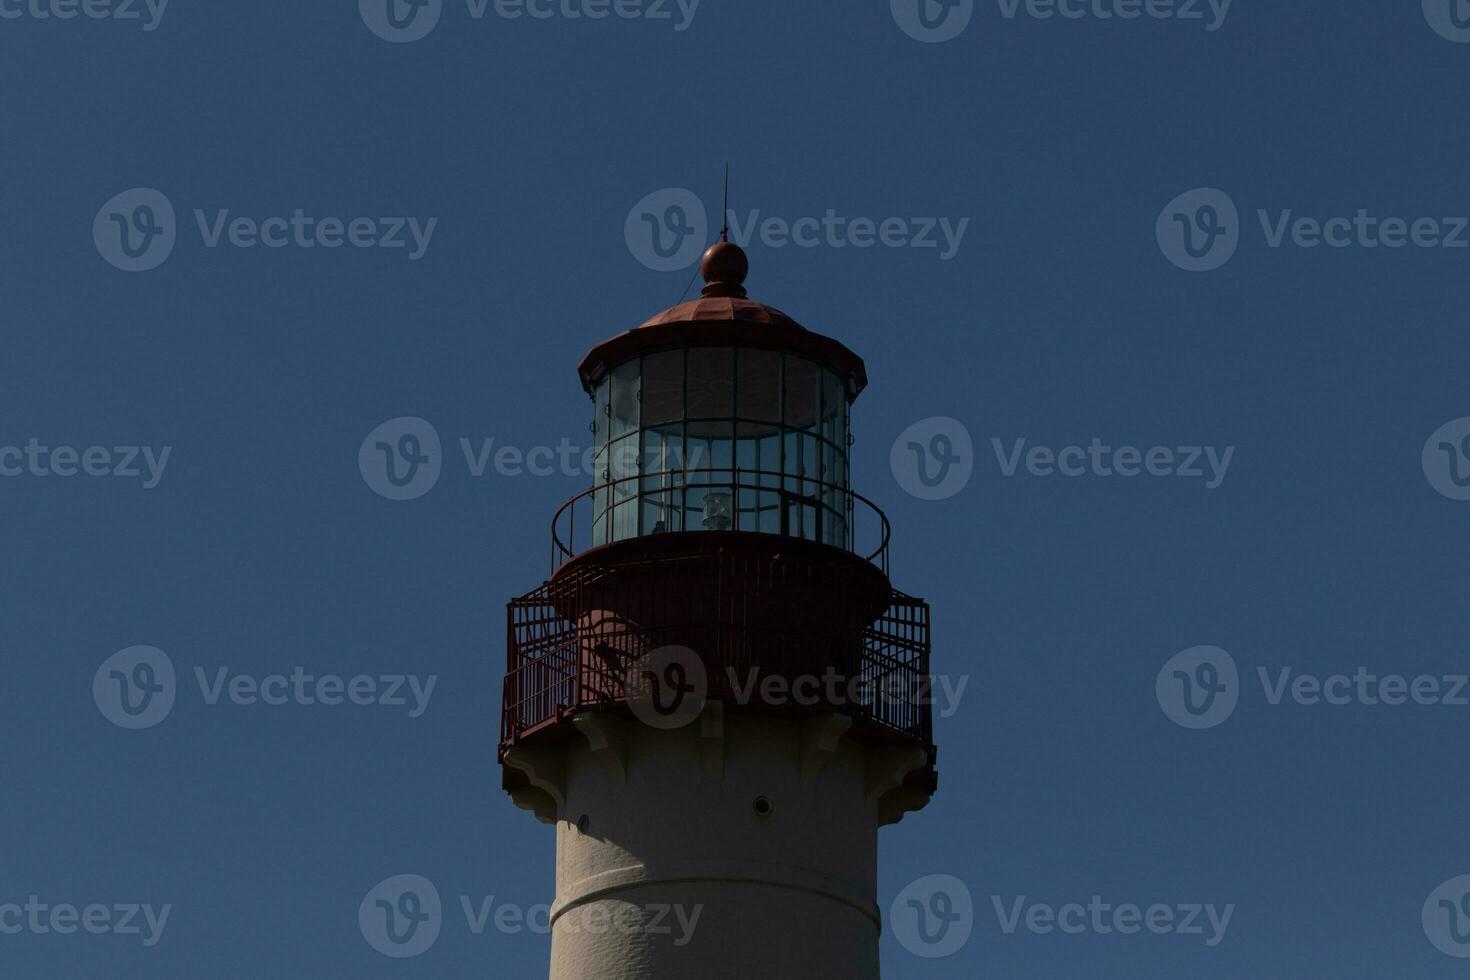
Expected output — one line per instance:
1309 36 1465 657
575 240 871 555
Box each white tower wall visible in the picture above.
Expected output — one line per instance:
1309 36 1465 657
504 709 930 979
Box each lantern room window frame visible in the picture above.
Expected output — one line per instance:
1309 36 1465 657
587 344 854 552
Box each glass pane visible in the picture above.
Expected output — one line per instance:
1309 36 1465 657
644 423 684 478
783 430 801 496
822 470 843 546
822 369 843 422
610 360 640 441
738 349 781 423
735 436 758 479
758 490 781 534
643 348 684 426
834 405 848 489
639 426 663 485
832 445 847 493
800 433 820 485
592 480 610 547
821 369 843 450
784 356 819 432
642 497 674 535
736 487 759 533
709 425 733 471
759 434 781 488
686 423 732 476
687 347 733 419
613 499 637 542
594 379 610 455
830 513 848 550
609 434 639 497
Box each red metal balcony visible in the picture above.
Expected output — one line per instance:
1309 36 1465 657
500 474 937 795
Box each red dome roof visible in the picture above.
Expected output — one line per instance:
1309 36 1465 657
638 295 806 331
577 240 867 396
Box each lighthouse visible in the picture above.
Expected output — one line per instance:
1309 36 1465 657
499 238 937 978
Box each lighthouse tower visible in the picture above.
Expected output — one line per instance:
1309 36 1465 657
499 239 937 979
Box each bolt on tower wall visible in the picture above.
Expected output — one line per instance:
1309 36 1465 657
499 240 937 979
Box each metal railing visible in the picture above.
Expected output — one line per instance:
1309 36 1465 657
500 551 931 752
548 467 891 576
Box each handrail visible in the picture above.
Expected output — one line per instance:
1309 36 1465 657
501 582 932 750
548 467 891 576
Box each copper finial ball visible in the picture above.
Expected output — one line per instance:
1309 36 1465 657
700 240 749 297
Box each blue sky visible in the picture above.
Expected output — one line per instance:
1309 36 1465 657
4 0 1470 976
